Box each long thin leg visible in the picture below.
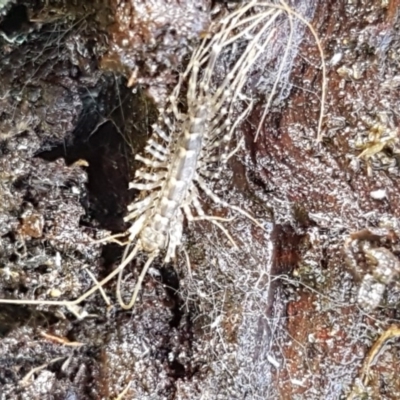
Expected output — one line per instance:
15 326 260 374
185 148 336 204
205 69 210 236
255 1 294 142
192 216 238 248
117 252 158 310
196 176 265 231
181 247 193 280
0 243 141 307
84 268 111 306
95 232 127 244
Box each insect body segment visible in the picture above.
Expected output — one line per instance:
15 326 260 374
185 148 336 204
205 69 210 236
116 99 212 309
127 105 208 258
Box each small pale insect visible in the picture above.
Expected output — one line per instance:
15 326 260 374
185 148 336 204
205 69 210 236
344 229 400 311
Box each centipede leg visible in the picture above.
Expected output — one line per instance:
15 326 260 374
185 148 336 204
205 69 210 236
117 251 158 310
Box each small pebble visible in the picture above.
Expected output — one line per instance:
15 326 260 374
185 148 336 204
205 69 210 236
370 188 387 200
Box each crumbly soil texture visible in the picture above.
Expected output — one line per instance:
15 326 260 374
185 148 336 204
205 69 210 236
0 1 400 400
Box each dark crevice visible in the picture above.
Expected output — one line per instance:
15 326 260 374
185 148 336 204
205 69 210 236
0 305 59 338
271 224 304 277
265 223 305 319
169 359 186 379
36 74 153 233
160 265 183 328
0 4 31 37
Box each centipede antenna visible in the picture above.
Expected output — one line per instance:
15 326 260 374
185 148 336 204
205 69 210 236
254 0 326 142
211 13 281 106
220 9 277 48
256 1 294 141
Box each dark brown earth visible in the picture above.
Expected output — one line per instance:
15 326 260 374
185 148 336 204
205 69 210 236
0 0 400 399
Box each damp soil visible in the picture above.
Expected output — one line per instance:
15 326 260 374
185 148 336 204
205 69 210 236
0 1 400 400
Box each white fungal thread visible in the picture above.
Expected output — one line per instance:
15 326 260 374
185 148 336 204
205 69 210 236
0 0 326 312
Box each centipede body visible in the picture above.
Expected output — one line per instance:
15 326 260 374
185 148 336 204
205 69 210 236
118 1 291 308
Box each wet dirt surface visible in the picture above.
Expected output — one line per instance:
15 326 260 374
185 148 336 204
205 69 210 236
244 1 400 398
0 0 400 400
101 0 211 104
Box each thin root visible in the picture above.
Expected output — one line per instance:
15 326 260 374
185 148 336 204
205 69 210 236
21 356 67 385
114 380 133 400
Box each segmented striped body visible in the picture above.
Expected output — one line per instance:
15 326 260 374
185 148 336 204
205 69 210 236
125 103 209 261
116 86 216 308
